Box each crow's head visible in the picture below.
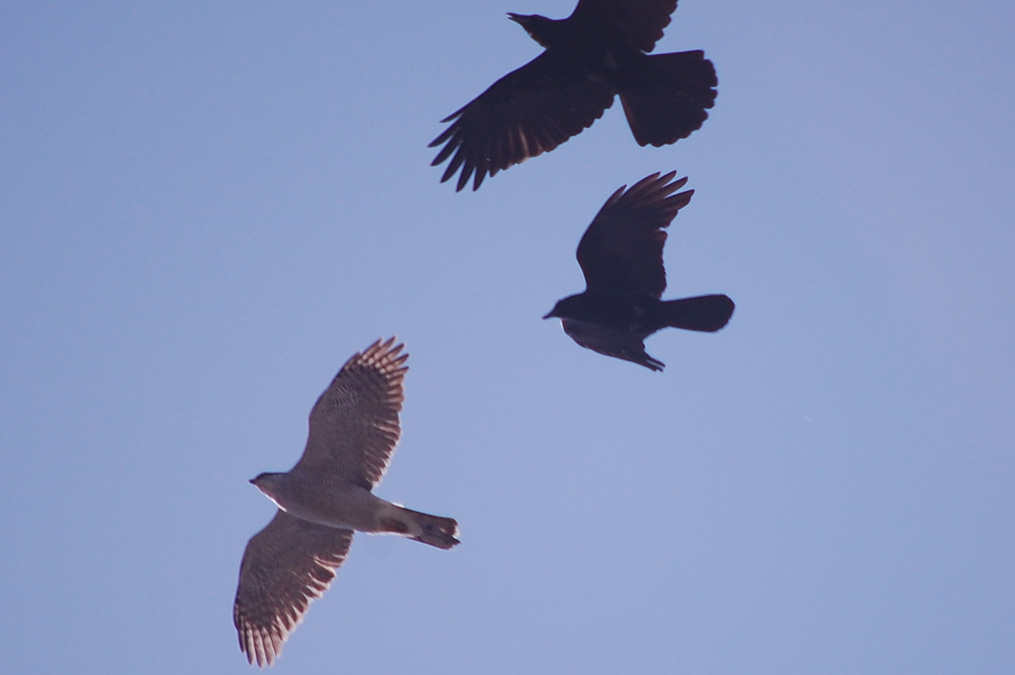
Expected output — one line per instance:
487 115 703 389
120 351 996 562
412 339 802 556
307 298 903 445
507 12 557 48
543 297 573 320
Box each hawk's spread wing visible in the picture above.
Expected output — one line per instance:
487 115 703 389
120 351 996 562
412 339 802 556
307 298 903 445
233 511 354 668
576 171 692 299
430 52 615 191
295 337 407 490
569 0 678 53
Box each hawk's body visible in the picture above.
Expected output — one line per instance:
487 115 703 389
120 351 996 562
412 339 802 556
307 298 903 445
233 338 458 667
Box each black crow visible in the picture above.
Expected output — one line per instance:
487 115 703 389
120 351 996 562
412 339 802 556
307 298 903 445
544 172 734 371
430 0 717 191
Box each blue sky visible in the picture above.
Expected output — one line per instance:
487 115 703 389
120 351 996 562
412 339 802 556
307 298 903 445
2 1 1013 673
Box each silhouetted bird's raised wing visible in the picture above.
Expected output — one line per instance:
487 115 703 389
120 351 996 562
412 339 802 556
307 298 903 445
234 511 354 668
429 53 615 191
568 0 678 52
294 337 407 490
576 171 692 298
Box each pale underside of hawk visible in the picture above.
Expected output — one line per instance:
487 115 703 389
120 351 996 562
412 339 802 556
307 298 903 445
233 337 459 667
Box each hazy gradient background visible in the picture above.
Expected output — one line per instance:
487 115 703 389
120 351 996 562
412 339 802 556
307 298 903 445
2 2 1013 673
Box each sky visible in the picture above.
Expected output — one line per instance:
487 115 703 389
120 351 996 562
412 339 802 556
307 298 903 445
2 1 1014 673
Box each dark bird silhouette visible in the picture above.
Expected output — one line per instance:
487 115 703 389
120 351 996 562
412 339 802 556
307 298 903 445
544 172 734 371
430 0 717 191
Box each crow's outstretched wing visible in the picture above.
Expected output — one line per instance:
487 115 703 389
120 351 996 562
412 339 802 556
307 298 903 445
430 53 614 191
577 172 691 298
568 0 678 53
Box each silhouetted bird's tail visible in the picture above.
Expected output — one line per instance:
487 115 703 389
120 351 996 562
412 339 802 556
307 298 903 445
658 294 734 332
618 50 718 147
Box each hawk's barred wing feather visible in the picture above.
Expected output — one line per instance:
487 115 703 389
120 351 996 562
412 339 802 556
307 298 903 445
233 511 354 668
296 338 407 489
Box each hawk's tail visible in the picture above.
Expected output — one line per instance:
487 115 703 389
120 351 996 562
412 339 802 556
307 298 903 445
389 506 460 550
618 50 718 147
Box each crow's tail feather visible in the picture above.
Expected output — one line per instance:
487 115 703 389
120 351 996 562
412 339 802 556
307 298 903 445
659 294 734 332
618 50 718 147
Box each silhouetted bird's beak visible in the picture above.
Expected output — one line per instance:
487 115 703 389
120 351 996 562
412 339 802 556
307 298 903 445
542 309 556 319
507 12 532 29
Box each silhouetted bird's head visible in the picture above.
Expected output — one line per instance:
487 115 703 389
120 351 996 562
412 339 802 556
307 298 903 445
507 12 558 48
544 295 584 320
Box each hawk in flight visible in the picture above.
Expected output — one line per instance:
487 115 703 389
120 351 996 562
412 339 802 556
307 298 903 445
544 172 734 371
430 0 717 190
233 338 459 667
